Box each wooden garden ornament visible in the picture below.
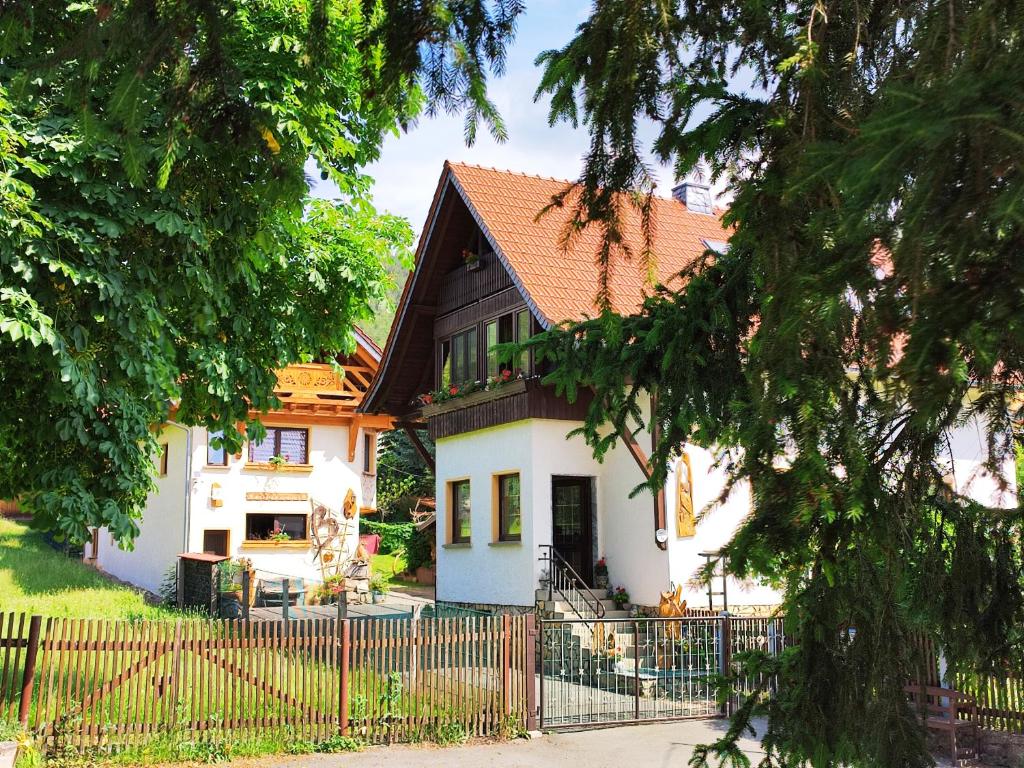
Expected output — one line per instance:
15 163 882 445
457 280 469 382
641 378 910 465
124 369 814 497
343 488 357 519
676 452 696 538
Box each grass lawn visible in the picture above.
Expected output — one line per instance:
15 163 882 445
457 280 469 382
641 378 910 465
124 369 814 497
0 517 174 619
370 551 419 589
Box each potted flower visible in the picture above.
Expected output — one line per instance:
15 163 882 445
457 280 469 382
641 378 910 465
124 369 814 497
369 572 391 604
612 586 630 611
594 557 609 590
462 248 481 271
317 574 346 605
267 523 291 542
268 454 287 468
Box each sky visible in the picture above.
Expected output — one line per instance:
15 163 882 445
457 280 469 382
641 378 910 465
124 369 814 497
310 1 685 236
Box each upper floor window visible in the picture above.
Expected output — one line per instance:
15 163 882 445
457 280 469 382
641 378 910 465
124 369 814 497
207 430 228 466
250 427 309 464
441 327 478 387
363 431 377 474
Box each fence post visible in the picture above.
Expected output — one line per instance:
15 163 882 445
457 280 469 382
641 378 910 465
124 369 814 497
18 615 41 726
502 614 511 717
526 613 538 732
241 571 250 621
633 620 641 721
339 619 350 736
337 589 348 621
719 611 732 716
282 578 290 623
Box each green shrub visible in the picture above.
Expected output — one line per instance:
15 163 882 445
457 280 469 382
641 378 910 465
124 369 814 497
360 520 414 554
431 719 468 746
405 526 433 571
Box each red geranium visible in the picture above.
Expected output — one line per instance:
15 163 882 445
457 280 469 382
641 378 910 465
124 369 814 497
421 393 433 404
449 386 459 396
501 369 512 380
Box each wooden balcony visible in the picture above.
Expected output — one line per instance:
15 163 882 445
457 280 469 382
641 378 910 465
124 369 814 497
256 363 380 425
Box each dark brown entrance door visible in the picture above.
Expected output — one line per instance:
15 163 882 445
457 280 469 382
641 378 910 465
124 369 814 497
551 476 594 586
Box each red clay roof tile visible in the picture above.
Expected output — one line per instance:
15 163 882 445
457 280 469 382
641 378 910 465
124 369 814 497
447 162 730 325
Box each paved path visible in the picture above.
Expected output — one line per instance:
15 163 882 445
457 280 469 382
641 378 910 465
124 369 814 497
245 720 766 768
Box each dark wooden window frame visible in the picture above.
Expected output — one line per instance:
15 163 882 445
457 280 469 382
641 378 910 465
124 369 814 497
450 479 472 544
244 513 309 542
497 472 522 542
437 304 536 388
363 431 376 475
202 529 231 556
249 426 309 465
158 444 169 477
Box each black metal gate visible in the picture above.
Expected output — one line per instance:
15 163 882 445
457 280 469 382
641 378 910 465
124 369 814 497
538 615 787 728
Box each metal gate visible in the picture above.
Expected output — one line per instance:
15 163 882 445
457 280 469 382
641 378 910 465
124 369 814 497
539 615 786 728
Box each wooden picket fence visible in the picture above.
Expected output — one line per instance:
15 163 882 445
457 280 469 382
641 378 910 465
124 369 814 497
954 672 1024 734
0 611 536 752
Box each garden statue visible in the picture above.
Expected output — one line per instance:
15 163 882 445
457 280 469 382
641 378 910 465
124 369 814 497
676 453 696 538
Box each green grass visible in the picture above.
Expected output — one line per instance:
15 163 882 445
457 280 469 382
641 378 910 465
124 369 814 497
0 518 174 619
370 552 419 590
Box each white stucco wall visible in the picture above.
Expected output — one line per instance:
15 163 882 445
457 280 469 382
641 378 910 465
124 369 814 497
97 421 377 594
435 420 539 606
95 426 189 595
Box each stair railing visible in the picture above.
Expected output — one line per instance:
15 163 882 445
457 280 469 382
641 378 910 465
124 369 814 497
539 545 606 620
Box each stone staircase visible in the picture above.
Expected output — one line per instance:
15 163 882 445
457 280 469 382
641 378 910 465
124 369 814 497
536 587 661 693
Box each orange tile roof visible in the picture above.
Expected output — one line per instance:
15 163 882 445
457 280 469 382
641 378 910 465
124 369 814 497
446 162 730 324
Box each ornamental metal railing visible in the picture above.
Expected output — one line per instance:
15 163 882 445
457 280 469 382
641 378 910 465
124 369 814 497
539 545 606 621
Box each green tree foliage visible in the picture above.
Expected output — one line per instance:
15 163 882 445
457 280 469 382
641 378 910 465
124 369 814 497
529 0 1024 765
0 0 521 545
376 428 435 521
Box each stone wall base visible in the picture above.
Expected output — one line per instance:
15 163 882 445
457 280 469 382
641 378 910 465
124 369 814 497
977 729 1024 767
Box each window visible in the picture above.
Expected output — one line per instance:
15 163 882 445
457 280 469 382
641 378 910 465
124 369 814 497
450 480 471 543
207 430 228 466
245 513 308 542
447 327 478 386
485 313 515 378
498 473 521 541
249 427 309 464
158 444 168 477
203 529 230 556
516 310 531 370
439 339 452 388
363 432 376 474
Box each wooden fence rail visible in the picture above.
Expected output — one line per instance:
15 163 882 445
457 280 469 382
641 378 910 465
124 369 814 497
0 611 534 752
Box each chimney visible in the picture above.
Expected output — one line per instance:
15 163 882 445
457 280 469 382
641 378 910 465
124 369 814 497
671 171 714 215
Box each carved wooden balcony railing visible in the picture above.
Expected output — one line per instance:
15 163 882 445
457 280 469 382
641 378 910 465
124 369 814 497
267 363 375 419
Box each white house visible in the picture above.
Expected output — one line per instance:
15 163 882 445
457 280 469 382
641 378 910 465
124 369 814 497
360 162 1017 615
91 329 393 595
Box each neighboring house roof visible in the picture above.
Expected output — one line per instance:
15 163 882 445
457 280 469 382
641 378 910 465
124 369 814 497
361 161 730 416
446 162 729 326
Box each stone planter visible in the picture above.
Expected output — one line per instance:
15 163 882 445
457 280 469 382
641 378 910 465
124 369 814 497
0 740 18 768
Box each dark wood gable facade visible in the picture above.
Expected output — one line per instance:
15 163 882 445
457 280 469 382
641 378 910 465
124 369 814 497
360 167 591 441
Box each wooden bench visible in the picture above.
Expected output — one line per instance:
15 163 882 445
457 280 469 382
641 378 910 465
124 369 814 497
905 684 980 763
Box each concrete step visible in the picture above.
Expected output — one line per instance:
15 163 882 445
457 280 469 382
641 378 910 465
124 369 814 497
546 608 631 621
535 587 612 603
537 598 622 616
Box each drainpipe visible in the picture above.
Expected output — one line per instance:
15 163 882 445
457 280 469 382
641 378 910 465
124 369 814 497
165 421 194 552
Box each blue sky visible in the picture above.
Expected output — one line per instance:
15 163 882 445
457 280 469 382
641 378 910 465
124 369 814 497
311 2 681 235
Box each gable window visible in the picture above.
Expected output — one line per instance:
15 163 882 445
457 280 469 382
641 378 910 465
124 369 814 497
498 473 521 542
447 327 477 386
245 513 308 542
158 444 168 477
450 479 472 543
207 430 228 466
485 313 516 378
516 310 531 370
249 427 309 464
363 432 377 474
